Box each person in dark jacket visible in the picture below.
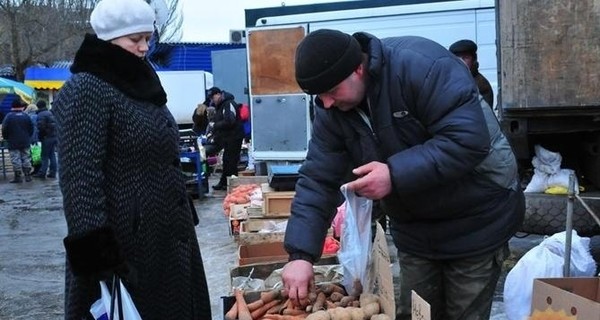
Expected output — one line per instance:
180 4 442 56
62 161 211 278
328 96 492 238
281 29 524 320
205 86 244 190
34 100 58 179
192 101 209 135
52 0 212 319
1 98 34 183
449 39 494 108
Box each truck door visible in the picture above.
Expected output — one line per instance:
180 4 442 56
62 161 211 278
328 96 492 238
246 25 310 161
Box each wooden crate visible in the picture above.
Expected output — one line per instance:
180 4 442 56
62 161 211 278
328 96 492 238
261 184 295 217
238 218 287 246
238 231 285 246
238 241 288 266
227 176 268 193
229 203 250 220
241 218 287 232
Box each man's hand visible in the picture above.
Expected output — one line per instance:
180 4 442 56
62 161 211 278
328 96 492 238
346 161 392 199
282 259 314 307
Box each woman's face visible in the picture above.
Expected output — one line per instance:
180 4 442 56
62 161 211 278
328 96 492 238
110 32 153 58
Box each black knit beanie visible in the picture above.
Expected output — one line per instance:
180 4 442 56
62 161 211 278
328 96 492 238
295 29 362 94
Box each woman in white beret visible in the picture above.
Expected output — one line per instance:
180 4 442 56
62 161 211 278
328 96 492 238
52 0 212 318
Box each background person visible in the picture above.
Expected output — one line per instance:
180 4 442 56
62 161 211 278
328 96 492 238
281 29 524 320
52 0 212 318
205 86 244 191
34 100 58 179
192 99 210 135
2 98 34 183
449 39 494 108
24 103 41 175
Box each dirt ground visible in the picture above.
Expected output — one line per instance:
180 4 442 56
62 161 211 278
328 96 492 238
0 175 597 320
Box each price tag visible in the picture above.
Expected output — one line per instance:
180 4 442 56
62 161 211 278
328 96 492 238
411 290 431 320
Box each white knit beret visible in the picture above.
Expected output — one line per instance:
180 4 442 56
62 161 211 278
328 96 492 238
90 0 156 41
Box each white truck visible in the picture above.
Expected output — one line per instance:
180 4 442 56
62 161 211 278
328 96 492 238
156 70 213 129
244 0 600 236
244 0 495 162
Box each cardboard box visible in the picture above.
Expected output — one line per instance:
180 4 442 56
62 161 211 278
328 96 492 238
241 218 288 233
531 277 600 319
238 219 287 246
238 241 289 266
229 203 250 220
412 290 431 320
366 222 396 319
261 184 294 217
228 217 245 236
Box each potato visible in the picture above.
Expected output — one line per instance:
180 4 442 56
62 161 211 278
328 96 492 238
361 302 380 319
347 307 366 320
306 310 331 320
358 293 379 307
370 314 392 320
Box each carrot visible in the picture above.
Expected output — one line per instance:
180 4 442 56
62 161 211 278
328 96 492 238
260 289 282 304
250 298 282 319
224 301 237 320
282 308 308 316
235 288 253 320
247 299 265 312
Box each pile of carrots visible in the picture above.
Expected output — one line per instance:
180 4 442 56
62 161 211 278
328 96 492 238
225 283 391 320
223 184 260 217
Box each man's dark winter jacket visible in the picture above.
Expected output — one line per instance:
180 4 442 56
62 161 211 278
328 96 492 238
53 34 211 320
212 91 244 142
36 106 57 140
1 110 33 150
285 33 524 262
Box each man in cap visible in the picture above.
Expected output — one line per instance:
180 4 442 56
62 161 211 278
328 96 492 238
449 39 494 108
1 97 34 183
205 86 244 190
281 29 524 319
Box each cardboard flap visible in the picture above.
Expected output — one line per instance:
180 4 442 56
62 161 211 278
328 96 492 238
532 278 600 319
412 290 431 320
366 222 395 318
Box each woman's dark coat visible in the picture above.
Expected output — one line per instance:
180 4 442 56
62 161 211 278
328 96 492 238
53 34 211 320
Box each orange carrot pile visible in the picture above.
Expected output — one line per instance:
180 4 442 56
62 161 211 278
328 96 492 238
223 184 259 216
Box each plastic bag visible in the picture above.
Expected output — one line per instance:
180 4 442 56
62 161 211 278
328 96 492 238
30 143 41 166
525 145 578 193
503 231 596 320
338 184 372 296
90 275 142 320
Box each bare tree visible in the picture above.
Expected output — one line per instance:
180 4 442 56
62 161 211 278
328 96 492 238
0 0 183 81
151 0 183 43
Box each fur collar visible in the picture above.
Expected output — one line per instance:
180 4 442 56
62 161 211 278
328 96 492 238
70 34 167 106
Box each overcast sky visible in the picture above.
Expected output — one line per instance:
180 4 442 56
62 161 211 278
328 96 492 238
180 0 351 43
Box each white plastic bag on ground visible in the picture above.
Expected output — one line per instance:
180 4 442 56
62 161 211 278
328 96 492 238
531 144 561 175
503 231 596 320
525 145 578 193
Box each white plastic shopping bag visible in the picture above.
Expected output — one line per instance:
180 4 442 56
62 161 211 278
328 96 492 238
503 231 596 320
90 275 142 320
338 184 373 296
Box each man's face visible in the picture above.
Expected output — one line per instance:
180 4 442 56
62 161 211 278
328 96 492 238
456 53 475 69
317 65 366 112
210 93 221 106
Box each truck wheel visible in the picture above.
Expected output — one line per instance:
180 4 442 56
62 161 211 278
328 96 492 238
521 193 600 236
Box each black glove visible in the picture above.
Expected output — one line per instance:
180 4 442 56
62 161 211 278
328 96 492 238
63 227 127 278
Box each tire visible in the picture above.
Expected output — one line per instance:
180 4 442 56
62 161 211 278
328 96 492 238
520 192 600 236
